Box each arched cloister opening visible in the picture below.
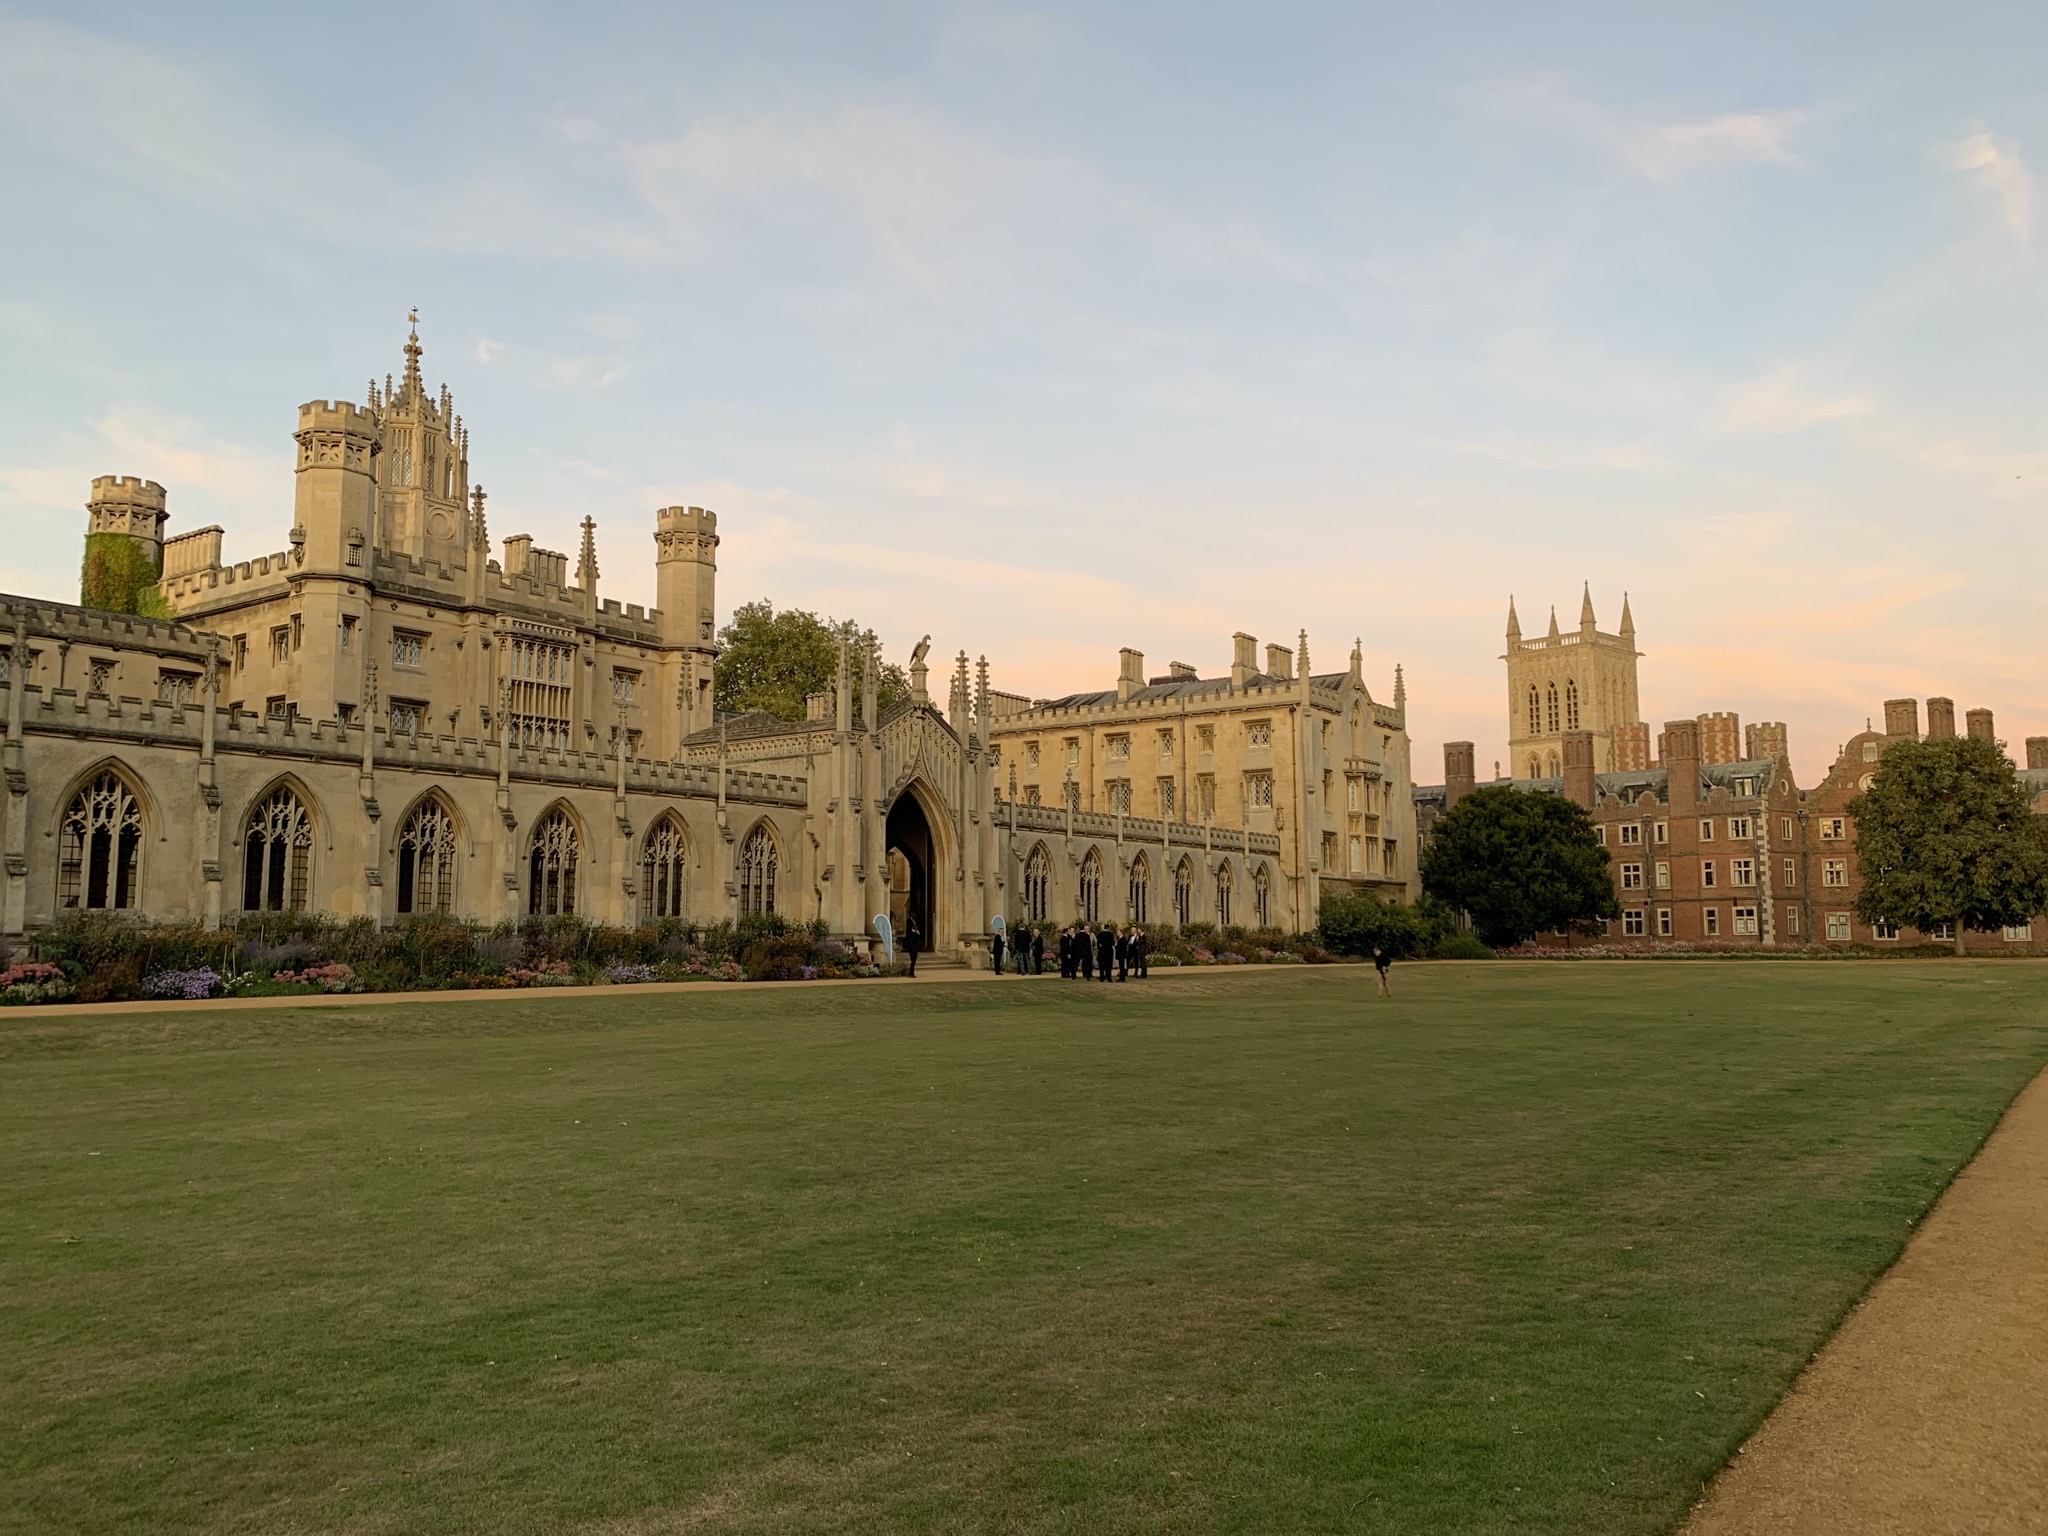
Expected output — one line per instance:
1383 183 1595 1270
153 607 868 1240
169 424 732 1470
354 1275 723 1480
884 791 937 948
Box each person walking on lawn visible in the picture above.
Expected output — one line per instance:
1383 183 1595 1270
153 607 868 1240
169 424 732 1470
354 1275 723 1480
904 914 923 978
990 926 1005 976
1372 945 1392 997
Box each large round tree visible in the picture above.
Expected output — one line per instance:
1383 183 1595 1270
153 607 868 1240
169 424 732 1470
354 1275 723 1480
1420 785 1619 949
1850 735 2048 954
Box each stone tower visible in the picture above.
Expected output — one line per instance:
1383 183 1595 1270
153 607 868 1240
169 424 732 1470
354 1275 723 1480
293 400 381 573
368 318 469 566
655 506 719 654
80 476 169 612
1503 586 1642 779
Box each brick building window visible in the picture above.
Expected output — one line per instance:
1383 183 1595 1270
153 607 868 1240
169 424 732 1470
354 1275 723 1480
1619 823 1641 845
1820 817 1846 840
1826 912 1851 941
1733 906 1758 936
1702 860 1717 888
1704 908 1720 936
1654 821 1668 843
1622 910 1644 937
1823 858 1847 887
1655 861 1670 889
1781 817 1794 841
1783 857 1797 888
2004 924 2033 943
1872 920 1898 941
1700 819 1714 840
1731 858 1754 886
1728 816 1752 839
1928 922 1955 941
1786 909 1801 936
1620 862 1643 890
1595 826 1608 845
1657 908 1672 937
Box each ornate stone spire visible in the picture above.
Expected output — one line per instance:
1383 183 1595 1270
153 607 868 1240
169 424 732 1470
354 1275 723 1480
1393 663 1406 710
1506 595 1522 646
576 515 599 589
1579 581 1597 633
1619 591 1635 642
401 309 423 402
1547 606 1561 641
469 485 489 551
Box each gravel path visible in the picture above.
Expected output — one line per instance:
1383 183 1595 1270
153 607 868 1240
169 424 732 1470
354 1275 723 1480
1682 1063 2048 1535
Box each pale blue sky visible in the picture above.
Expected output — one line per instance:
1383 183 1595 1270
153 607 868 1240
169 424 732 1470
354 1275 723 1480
3 2 2044 779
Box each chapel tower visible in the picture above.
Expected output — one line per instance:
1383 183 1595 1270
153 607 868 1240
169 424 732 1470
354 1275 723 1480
367 316 470 567
1503 585 1642 779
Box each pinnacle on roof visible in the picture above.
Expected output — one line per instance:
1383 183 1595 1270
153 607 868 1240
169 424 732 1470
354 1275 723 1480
1547 606 1560 640
1506 595 1522 641
576 515 599 586
1619 591 1635 638
400 310 424 403
1393 663 1406 708
1579 581 1597 631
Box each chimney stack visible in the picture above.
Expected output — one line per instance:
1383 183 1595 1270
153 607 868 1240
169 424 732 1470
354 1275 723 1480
1264 642 1293 680
1231 633 1257 688
1444 742 1476 808
1696 711 1741 766
1965 708 1995 742
1561 730 1597 809
2027 737 2048 770
1883 698 1920 739
1926 697 1956 739
1117 648 1145 702
1663 719 1701 813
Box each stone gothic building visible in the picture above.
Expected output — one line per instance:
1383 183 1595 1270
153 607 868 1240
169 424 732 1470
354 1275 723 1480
1 327 1411 953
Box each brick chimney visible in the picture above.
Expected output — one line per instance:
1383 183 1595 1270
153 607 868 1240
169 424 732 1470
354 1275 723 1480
1965 707 1995 742
1926 697 1956 739
2028 737 2048 771
1663 719 1701 814
1562 730 1597 809
1444 741 1476 808
1883 698 1920 739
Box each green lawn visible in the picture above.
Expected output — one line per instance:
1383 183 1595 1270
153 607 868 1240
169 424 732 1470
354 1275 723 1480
5 963 2047 1535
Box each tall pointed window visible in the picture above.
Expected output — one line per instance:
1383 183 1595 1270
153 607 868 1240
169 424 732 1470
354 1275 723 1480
1173 857 1195 926
396 796 457 916
59 771 142 911
739 825 777 917
1128 854 1150 923
1215 861 1234 927
1546 682 1559 734
528 807 579 916
1079 847 1102 922
1253 864 1272 928
1565 678 1580 730
1526 685 1540 736
1023 845 1051 922
244 785 312 912
642 816 688 922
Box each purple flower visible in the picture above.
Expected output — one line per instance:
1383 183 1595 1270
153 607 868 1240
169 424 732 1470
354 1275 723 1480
141 968 224 1000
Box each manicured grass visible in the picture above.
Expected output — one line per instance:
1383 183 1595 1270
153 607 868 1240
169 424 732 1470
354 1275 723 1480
4 964 2047 1535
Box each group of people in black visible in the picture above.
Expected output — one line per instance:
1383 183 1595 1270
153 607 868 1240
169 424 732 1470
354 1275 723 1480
989 923 1151 981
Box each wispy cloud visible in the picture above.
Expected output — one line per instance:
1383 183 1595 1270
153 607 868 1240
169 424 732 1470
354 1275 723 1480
474 338 630 391
1718 365 1873 434
1954 130 2033 242
1485 78 1804 182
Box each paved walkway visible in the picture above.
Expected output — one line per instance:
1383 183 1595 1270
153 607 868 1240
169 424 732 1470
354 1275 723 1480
1682 1063 2048 1535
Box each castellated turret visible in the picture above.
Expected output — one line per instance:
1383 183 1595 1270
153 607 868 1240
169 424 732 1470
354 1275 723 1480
655 505 719 652
293 400 380 574
80 476 169 612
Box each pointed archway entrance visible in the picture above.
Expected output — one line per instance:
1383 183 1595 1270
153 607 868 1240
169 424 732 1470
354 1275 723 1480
885 789 938 953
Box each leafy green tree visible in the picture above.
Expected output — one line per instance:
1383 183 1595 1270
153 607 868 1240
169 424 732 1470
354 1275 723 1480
1850 735 2048 954
712 601 909 722
1420 785 1620 949
1317 891 1423 958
